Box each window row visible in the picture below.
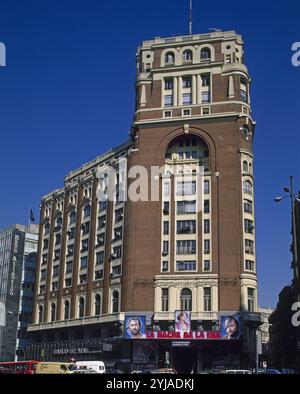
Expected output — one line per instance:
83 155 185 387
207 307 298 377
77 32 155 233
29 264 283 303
38 288 121 323
161 287 212 312
164 48 212 65
161 259 211 272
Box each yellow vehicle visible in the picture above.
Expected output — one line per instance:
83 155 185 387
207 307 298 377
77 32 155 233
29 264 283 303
35 362 74 374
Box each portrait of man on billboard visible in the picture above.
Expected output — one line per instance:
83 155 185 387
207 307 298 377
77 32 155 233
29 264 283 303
175 310 191 332
125 315 146 339
221 315 242 339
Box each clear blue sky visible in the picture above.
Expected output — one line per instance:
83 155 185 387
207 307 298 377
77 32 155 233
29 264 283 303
0 0 299 308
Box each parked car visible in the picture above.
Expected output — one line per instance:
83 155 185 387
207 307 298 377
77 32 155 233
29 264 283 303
70 368 97 374
103 368 124 374
151 368 178 374
131 368 177 374
256 369 282 374
225 369 251 374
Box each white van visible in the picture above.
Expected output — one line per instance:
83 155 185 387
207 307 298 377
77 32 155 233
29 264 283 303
74 361 106 374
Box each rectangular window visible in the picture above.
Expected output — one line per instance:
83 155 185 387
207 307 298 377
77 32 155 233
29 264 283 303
201 74 210 86
225 54 231 64
112 265 122 277
204 180 210 194
183 108 191 116
113 246 122 259
163 201 170 215
66 261 73 274
82 221 90 235
65 278 72 288
83 205 91 218
114 227 123 241
95 269 103 280
203 288 212 311
162 261 169 272
204 240 210 254
245 260 255 271
203 260 211 271
176 260 196 271
204 200 210 213
177 181 196 195
164 110 172 118
182 77 192 88
52 282 58 291
244 219 254 234
52 266 59 278
98 216 106 229
164 95 173 107
96 233 105 246
79 274 87 284
68 227 75 240
248 288 255 312
177 200 196 214
240 90 247 102
204 219 210 234
163 221 169 235
39 285 45 294
182 93 192 105
177 220 196 234
162 241 169 256
163 182 170 197
244 200 253 214
81 239 89 252
164 79 173 90
96 251 104 265
161 288 169 312
80 256 88 270
67 245 74 257
40 269 47 281
201 91 210 103
176 240 196 255
99 200 107 212
202 107 210 115
115 208 123 223
245 239 254 255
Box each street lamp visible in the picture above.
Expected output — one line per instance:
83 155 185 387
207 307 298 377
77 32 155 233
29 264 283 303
274 176 300 292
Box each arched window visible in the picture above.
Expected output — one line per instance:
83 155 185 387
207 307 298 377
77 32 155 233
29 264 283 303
95 294 101 315
112 290 119 313
201 47 211 60
180 288 192 311
165 135 210 172
165 52 175 64
243 161 248 172
183 50 193 62
38 305 43 323
64 300 70 320
50 303 56 322
78 297 85 318
243 180 252 195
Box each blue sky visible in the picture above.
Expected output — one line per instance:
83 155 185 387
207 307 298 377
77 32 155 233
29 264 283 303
0 0 299 308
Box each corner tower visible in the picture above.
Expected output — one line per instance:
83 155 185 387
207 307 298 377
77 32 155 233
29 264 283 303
123 30 257 319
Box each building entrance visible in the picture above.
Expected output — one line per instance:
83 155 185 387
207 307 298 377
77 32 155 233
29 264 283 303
173 347 198 374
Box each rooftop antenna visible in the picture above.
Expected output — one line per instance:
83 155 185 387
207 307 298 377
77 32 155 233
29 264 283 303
189 0 192 35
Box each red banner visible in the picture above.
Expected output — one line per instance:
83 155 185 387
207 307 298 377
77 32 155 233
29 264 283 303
145 331 222 340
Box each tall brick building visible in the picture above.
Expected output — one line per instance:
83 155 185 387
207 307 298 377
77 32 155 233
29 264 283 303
27 30 260 372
